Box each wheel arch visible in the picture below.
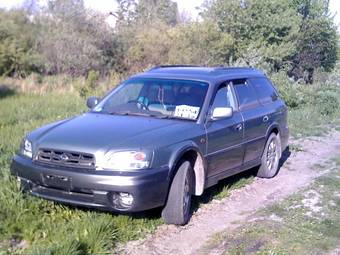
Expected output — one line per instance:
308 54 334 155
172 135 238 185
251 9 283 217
168 144 207 196
266 123 280 138
264 123 282 157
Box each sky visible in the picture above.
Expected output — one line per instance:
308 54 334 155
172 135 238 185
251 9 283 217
0 0 339 28
0 0 203 17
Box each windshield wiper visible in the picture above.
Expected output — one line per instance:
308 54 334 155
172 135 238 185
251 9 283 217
109 111 158 118
154 115 181 120
124 112 154 117
156 115 196 121
108 110 191 120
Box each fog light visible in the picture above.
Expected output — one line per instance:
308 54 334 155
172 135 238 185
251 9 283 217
112 192 134 209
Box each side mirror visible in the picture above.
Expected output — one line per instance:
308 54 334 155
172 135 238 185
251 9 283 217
211 107 233 120
86 96 99 109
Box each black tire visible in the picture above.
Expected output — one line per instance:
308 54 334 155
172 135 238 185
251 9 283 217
162 161 193 225
257 133 281 178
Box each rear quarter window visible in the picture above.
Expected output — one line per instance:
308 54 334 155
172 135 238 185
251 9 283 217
249 77 278 104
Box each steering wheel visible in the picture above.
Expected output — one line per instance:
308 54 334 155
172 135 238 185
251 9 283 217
136 100 149 111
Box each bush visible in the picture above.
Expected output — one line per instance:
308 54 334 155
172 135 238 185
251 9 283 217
0 9 43 77
280 86 305 109
33 73 44 84
325 61 340 86
79 70 99 98
270 71 307 109
313 90 339 116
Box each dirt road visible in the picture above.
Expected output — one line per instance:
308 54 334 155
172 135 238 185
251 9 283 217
118 131 340 255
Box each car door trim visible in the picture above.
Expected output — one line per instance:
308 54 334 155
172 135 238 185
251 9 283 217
204 135 265 157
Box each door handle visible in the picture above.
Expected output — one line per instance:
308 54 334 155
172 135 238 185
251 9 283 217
263 116 269 122
235 123 243 131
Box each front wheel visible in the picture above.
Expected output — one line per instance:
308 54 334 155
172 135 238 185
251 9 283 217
162 161 193 225
257 133 281 178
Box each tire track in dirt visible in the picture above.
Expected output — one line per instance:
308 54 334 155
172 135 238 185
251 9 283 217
118 131 340 255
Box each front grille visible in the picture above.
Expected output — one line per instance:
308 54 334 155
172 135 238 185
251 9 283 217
36 149 95 169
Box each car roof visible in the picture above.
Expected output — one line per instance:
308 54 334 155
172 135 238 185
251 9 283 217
131 65 266 85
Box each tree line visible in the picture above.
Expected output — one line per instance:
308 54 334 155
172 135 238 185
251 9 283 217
0 0 338 83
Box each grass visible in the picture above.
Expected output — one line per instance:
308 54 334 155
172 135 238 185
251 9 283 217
0 80 339 254
201 156 340 255
0 73 123 96
288 107 337 138
0 92 163 254
286 84 340 139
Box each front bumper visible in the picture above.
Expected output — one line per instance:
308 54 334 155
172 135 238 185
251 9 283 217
11 155 170 212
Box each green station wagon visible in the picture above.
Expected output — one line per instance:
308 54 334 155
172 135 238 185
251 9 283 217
11 66 289 225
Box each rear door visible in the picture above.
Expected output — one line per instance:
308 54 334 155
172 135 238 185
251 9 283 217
205 82 244 177
232 79 268 164
248 76 286 144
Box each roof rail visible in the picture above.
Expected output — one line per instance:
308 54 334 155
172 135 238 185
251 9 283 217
212 66 255 70
148 65 200 71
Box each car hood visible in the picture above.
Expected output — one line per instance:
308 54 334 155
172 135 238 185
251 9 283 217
30 113 193 154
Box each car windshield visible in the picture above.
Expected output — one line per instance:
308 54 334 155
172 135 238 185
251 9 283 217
93 78 209 121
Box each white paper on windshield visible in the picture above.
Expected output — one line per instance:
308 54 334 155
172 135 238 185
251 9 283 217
174 105 200 120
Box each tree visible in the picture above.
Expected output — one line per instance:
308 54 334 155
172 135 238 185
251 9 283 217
135 0 179 26
289 0 338 82
205 0 338 81
114 0 138 27
37 0 124 76
115 0 178 27
114 0 179 73
0 9 43 76
205 0 301 72
168 21 235 65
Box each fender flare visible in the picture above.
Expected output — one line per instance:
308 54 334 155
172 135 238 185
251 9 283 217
264 122 282 156
168 141 207 196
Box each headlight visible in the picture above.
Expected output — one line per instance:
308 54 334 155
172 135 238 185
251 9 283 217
98 151 151 170
20 138 33 158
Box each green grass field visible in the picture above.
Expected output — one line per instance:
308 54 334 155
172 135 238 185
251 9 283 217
0 84 339 254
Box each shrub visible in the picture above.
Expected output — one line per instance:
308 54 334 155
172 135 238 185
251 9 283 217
34 73 44 84
79 70 99 98
270 71 307 109
86 70 100 90
325 61 340 86
313 90 339 116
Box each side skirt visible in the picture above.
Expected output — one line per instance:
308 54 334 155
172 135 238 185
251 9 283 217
204 158 261 189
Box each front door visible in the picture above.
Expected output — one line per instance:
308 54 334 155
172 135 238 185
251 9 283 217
205 83 244 178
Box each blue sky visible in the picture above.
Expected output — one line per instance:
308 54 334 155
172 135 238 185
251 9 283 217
0 0 339 28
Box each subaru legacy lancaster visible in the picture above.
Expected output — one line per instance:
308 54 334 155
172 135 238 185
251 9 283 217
11 66 289 225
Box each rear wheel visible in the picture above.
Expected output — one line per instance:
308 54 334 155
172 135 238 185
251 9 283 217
257 133 281 178
162 161 193 225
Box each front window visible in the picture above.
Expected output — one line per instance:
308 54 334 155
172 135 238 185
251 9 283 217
211 83 236 111
93 78 209 120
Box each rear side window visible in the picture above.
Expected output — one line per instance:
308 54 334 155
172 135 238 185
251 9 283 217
249 78 278 104
233 79 259 110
